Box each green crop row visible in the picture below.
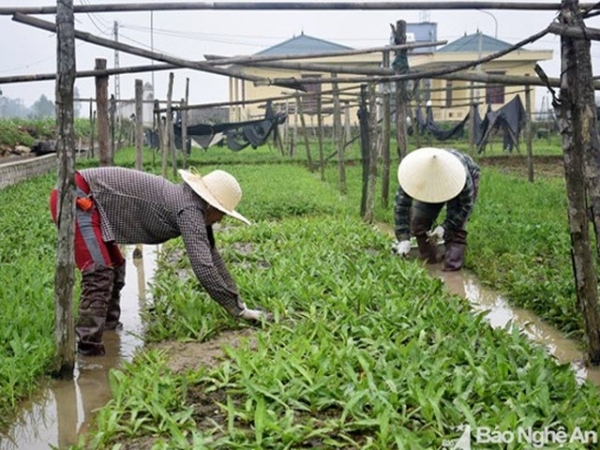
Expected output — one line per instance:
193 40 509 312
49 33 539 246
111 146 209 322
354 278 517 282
62 153 600 449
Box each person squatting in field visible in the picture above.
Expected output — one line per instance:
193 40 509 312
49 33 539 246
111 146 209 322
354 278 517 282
50 166 269 356
392 147 480 271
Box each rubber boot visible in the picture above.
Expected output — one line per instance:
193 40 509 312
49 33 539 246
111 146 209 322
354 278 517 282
416 234 443 264
443 229 468 272
105 263 125 330
76 266 115 356
443 243 466 271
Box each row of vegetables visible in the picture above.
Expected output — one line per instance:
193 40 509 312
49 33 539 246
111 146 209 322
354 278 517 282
0 146 597 448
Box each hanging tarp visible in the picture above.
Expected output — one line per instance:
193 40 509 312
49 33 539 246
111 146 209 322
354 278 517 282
414 105 469 141
477 95 527 153
173 101 287 152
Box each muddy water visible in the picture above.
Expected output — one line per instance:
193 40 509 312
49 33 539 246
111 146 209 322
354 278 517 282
432 268 600 386
376 222 600 386
375 223 600 386
0 244 159 450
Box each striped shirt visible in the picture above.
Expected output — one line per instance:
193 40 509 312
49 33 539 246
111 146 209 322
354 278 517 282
394 149 480 241
80 167 245 316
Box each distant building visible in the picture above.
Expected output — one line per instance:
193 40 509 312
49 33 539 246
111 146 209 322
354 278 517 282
227 24 552 125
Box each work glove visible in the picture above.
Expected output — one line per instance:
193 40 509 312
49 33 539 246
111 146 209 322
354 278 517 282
427 225 445 242
239 307 273 323
391 240 411 257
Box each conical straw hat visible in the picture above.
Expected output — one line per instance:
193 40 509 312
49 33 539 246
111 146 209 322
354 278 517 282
397 147 467 203
179 169 250 225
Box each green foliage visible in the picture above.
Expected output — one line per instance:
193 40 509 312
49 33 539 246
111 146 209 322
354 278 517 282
0 174 57 423
0 117 94 149
64 158 600 449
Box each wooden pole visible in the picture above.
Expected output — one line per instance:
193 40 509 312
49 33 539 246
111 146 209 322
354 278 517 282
332 75 346 194
364 83 378 223
469 87 476 154
358 85 370 218
524 84 534 182
316 94 325 181
381 50 391 208
88 98 94 158
554 0 600 364
1 2 587 15
53 0 76 378
166 73 177 178
135 79 144 171
95 58 111 166
181 77 190 168
109 94 116 162
13 14 272 86
296 93 313 171
393 20 408 160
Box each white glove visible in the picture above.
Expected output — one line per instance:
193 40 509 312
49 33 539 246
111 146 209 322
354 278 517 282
427 225 445 242
239 307 271 322
392 240 411 257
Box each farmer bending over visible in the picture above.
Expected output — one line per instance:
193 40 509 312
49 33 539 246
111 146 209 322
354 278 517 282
50 167 268 356
392 147 480 271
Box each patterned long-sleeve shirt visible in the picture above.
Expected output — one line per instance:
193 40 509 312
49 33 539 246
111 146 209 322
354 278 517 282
80 167 245 316
394 149 480 241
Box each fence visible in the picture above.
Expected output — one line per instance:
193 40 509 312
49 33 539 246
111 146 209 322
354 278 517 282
0 154 55 190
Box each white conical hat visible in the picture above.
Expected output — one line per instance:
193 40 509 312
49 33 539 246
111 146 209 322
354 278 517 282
179 169 250 225
397 147 467 203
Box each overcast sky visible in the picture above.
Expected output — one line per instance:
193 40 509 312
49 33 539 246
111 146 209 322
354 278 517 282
1 0 599 112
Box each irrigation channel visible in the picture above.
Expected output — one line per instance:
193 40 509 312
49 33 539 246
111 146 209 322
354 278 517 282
0 244 159 450
1 227 600 449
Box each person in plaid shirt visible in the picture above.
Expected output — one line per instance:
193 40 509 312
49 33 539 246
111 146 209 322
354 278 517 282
50 167 268 356
392 147 480 271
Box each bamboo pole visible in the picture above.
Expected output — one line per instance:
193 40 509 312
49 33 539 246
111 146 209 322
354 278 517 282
166 73 177 178
332 75 346 195
12 13 283 88
135 79 144 171
296 94 313 171
554 0 600 364
181 77 190 169
95 58 111 167
53 0 76 378
316 94 325 181
381 51 391 208
393 20 408 161
1 2 590 15
358 85 370 218
88 99 95 158
524 84 534 182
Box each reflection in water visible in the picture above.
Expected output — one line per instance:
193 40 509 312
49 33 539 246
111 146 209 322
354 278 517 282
0 245 158 450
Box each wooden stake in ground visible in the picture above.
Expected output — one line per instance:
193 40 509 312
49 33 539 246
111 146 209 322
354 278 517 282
296 93 313 171
358 85 371 219
53 0 76 378
381 50 391 208
332 75 346 194
392 20 409 160
135 79 143 171
554 0 600 364
95 58 111 166
181 77 190 169
316 94 325 181
524 83 534 182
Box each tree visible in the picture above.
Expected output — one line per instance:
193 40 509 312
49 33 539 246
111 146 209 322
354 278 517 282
0 96 28 118
30 94 55 119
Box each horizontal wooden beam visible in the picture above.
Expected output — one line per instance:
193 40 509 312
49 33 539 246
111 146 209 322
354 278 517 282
1 2 596 15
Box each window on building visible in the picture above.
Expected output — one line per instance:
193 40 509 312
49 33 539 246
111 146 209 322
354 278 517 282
486 71 505 104
445 80 453 107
